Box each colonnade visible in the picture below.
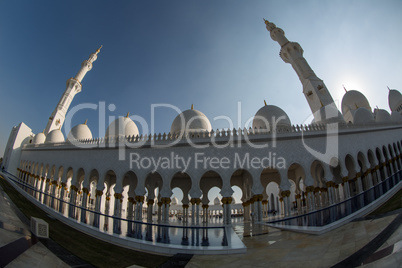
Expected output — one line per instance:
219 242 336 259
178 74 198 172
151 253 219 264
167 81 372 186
15 141 402 231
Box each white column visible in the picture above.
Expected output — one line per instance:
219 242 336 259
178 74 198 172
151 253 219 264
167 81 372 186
157 201 162 223
80 187 89 223
195 200 200 225
69 185 78 219
191 199 196 225
113 193 122 234
147 199 154 223
93 190 103 227
135 196 144 221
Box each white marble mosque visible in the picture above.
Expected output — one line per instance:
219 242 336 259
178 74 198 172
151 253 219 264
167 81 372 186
2 19 402 254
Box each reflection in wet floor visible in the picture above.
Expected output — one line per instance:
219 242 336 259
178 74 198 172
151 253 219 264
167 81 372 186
232 221 270 240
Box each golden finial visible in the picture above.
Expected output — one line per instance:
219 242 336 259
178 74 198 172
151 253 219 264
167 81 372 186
263 18 269 25
96 45 102 55
84 119 88 125
343 84 347 93
387 86 391 91
126 112 130 118
320 100 324 107
191 104 194 110
355 103 359 109
264 100 267 106
376 105 379 110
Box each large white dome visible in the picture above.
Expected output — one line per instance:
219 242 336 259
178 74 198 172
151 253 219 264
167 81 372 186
170 108 212 134
341 90 371 115
45 129 64 144
374 109 391 123
388 89 402 112
32 132 46 144
105 116 139 138
171 196 178 205
353 107 375 125
68 123 92 141
252 105 291 131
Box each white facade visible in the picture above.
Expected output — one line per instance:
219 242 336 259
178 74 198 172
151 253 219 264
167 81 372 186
3 20 402 236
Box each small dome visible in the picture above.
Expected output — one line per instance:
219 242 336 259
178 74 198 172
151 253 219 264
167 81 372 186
32 132 46 144
252 105 291 131
170 108 212 134
45 129 64 144
171 196 178 206
105 116 139 138
231 197 236 204
67 124 92 141
341 90 371 116
313 103 345 124
391 111 402 123
374 109 391 123
388 89 402 112
353 107 375 125
214 196 220 206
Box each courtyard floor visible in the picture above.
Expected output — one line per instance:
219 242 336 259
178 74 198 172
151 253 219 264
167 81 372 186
1 180 401 268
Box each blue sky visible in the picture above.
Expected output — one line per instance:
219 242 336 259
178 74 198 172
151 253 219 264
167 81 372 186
1 0 402 156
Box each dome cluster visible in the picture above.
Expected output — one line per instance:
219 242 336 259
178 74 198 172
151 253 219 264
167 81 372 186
31 89 402 145
340 89 402 125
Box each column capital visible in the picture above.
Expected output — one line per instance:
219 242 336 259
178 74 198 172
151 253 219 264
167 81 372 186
305 186 315 193
161 197 171 204
147 199 154 205
253 194 264 201
95 190 103 197
280 191 291 197
190 198 201 205
221 197 232 204
114 193 122 199
82 187 89 194
135 195 144 203
70 185 78 191
128 197 136 204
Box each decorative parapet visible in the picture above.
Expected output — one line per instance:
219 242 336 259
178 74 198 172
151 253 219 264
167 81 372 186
22 121 402 150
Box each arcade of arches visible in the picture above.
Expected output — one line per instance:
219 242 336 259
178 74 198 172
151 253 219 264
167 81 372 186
16 141 402 230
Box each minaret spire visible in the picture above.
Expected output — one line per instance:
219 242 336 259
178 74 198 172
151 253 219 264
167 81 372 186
44 46 101 134
264 20 344 123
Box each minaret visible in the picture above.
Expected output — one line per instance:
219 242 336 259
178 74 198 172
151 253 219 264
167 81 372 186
264 19 344 123
44 46 102 134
